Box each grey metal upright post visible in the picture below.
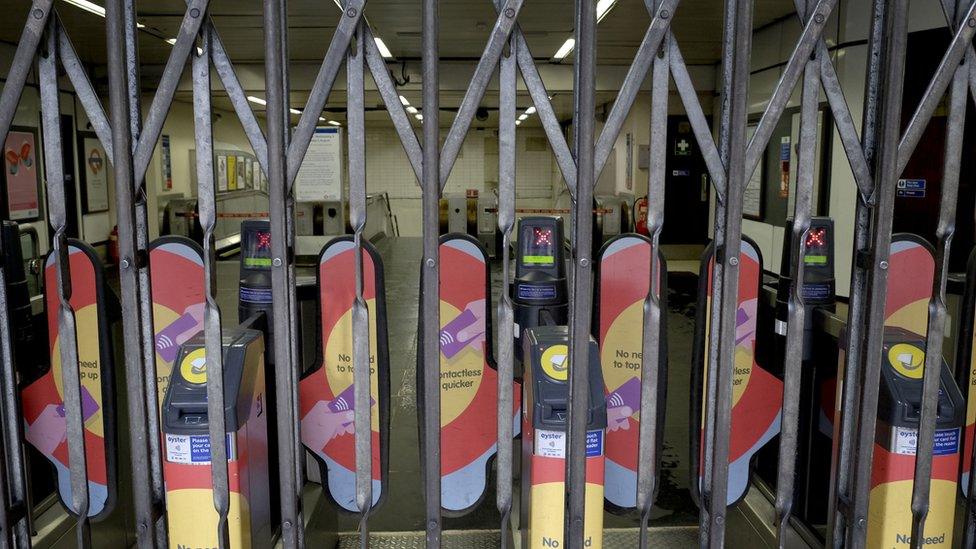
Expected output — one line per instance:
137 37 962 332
263 0 303 546
104 1 166 546
39 17 91 548
636 1 669 546
702 0 753 546
825 0 887 545
565 0 596 547
421 0 442 545
496 20 517 549
844 1 909 547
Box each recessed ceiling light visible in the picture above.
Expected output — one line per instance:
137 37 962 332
406 106 419 114
515 120 522 126
553 38 575 60
415 114 423 121
596 0 618 22
518 114 528 121
374 37 394 59
525 106 537 115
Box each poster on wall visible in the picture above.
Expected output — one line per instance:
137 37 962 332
779 136 791 199
3 128 41 221
743 124 763 219
245 158 254 189
217 155 228 191
80 135 109 213
236 155 246 191
295 127 342 202
227 155 237 190
161 134 173 191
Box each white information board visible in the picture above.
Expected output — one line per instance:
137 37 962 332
295 127 343 202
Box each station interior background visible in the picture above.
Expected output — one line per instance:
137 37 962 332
1 0 975 546
3 0 971 291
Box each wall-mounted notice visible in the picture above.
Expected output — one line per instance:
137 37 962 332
227 155 237 190
81 136 109 213
236 156 246 191
296 127 343 202
245 158 254 189
161 134 173 191
743 124 763 219
217 155 228 191
3 129 40 221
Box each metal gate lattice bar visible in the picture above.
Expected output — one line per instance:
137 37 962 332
1 0 975 547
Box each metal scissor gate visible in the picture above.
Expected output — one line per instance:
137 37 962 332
3 0 976 547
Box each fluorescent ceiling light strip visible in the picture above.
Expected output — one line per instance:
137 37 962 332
247 96 267 106
406 106 419 114
62 1 145 27
596 0 617 22
374 37 394 59
328 120 342 126
525 106 537 115
399 95 410 106
553 38 575 60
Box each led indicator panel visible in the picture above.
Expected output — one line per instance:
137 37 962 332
522 226 556 266
242 225 273 269
804 227 829 266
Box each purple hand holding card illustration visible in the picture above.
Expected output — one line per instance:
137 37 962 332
26 404 67 456
607 377 640 431
56 386 99 421
440 309 478 359
155 303 206 362
327 385 376 426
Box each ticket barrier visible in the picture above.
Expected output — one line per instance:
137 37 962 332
831 328 964 548
520 326 606 549
162 324 273 549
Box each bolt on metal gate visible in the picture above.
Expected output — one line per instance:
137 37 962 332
2 0 976 548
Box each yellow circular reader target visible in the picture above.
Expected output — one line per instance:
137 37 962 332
541 344 570 381
887 343 925 380
180 348 208 385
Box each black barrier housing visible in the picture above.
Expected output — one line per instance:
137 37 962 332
306 236 391 513
512 217 568 362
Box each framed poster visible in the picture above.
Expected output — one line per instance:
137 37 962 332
227 155 237 190
78 133 109 213
742 123 764 220
161 134 173 191
245 158 254 189
295 127 343 202
236 155 246 191
2 127 41 221
217 155 228 191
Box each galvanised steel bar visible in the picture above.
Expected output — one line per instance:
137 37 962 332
565 0 596 546
511 31 577 193
636 1 668 545
895 0 976 175
825 0 887 544
40 20 92 547
0 0 53 140
703 0 753 544
121 2 169 537
743 0 836 182
285 0 365 187
191 24 232 549
0 227 29 548
105 1 164 545
667 33 726 197
495 22 516 549
774 0 821 541
209 23 268 173
698 0 736 536
347 20 374 545
817 44 873 196
262 0 303 546
936 0 976 109
57 19 114 160
844 1 909 546
362 24 423 183
908 6 969 546
592 0 680 182
421 0 442 543
438 0 524 189
132 0 210 185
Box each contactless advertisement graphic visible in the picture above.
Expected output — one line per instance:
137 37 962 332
437 235 520 515
22 241 117 519
693 238 782 507
149 237 206 409
594 235 667 511
299 238 390 513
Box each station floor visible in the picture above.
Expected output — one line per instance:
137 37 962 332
211 237 704 542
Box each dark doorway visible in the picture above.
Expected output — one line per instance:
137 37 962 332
660 116 711 245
